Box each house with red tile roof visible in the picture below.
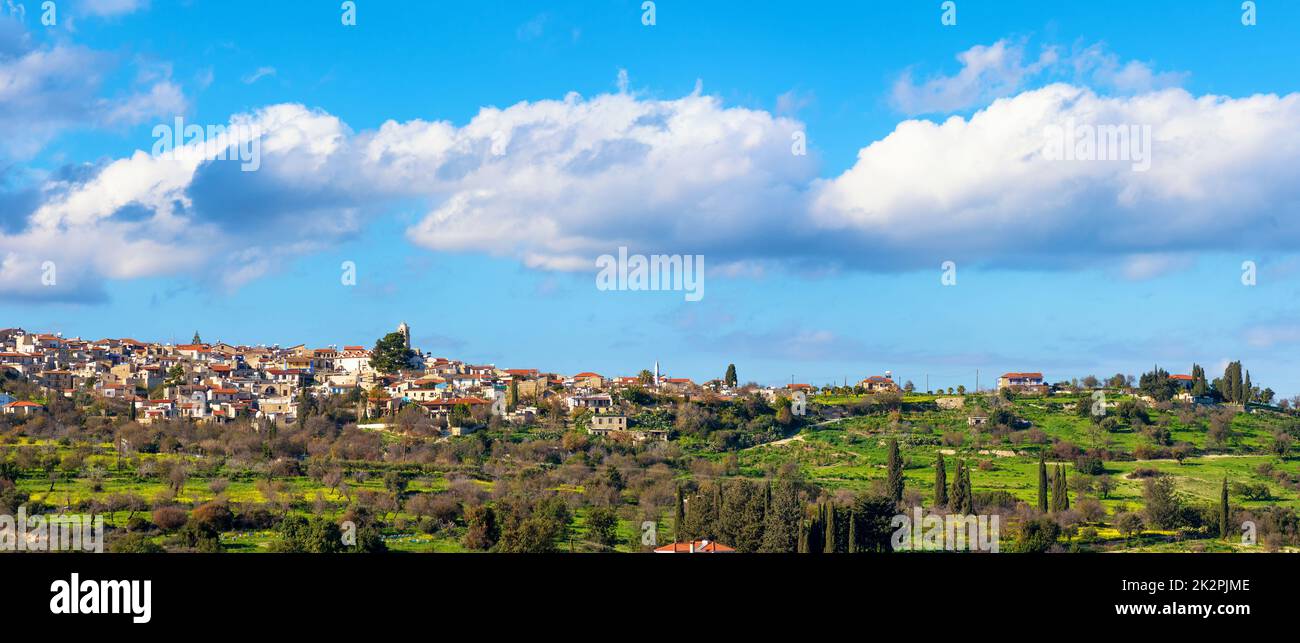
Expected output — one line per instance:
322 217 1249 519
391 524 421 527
658 377 696 393
2 400 46 416
571 372 605 388
997 372 1047 393
858 375 899 392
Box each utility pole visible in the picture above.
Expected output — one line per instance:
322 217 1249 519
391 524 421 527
925 374 929 393
976 369 980 393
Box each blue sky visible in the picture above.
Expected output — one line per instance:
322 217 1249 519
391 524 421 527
3 1 1300 395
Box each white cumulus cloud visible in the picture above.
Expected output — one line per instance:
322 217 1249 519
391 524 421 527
811 84 1300 270
8 57 1300 302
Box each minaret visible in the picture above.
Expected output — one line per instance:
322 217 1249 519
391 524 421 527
654 360 660 389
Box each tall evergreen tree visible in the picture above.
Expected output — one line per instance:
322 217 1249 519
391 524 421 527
1060 465 1069 510
1037 453 1049 513
949 459 964 511
949 461 973 514
886 438 904 504
371 332 416 374
847 510 857 553
1049 465 1059 512
1220 361 1245 403
934 456 948 508
823 503 836 554
1191 363 1209 397
760 481 802 552
716 480 767 552
1051 464 1070 512
1219 477 1230 540
713 484 724 540
724 363 738 387
674 485 686 542
960 465 974 514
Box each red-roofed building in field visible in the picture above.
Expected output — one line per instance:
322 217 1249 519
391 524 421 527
2 400 46 416
858 375 899 393
997 372 1047 393
1170 374 1197 396
653 539 736 554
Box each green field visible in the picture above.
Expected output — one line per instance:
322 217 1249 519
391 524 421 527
3 389 1298 553
730 392 1300 550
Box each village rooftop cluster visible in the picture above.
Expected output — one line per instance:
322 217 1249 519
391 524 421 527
0 324 905 439
2 323 1262 438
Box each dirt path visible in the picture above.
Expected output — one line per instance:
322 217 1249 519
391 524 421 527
759 433 806 448
747 417 845 450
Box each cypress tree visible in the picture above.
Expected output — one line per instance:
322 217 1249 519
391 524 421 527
959 464 974 514
1050 465 1060 512
761 481 801 553
1051 464 1069 513
823 503 836 554
1060 465 1069 510
886 438 904 504
1219 477 1230 539
713 483 724 539
1037 453 1049 513
969 466 976 510
809 504 822 554
674 485 686 542
847 510 857 553
934 455 948 508
1192 364 1208 397
949 459 964 511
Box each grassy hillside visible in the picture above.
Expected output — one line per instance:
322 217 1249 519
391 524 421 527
734 391 1300 550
